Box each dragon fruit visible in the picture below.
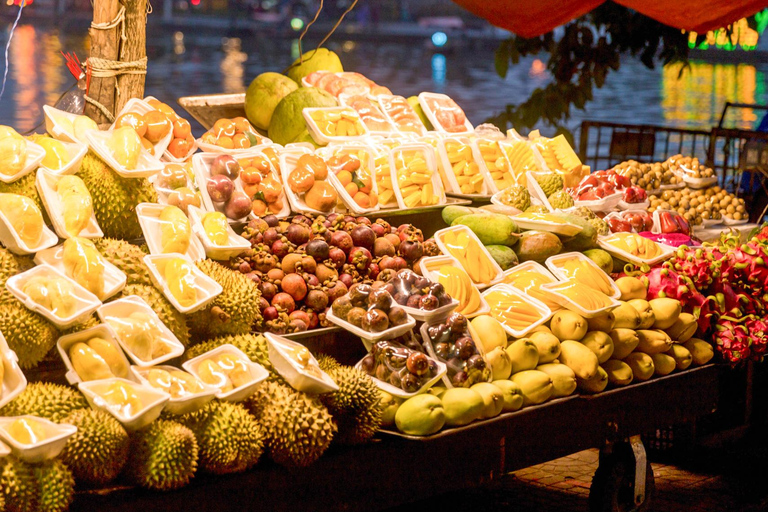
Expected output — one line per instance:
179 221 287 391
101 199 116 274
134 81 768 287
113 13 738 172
745 316 768 361
713 318 751 363
721 242 768 298
641 264 715 334
668 245 721 291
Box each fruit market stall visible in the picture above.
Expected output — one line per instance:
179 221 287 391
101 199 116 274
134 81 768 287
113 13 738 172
1 43 766 512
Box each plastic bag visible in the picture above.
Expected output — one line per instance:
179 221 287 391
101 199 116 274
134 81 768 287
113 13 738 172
422 312 491 388
359 339 441 394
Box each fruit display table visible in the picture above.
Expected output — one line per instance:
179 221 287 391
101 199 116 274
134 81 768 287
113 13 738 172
70 365 717 512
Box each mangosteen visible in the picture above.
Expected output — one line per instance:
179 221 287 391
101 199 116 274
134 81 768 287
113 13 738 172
272 293 296 314
388 371 402 388
387 346 408 368
434 342 451 359
400 373 420 393
263 214 279 227
374 364 390 382
371 281 388 291
428 283 446 297
466 354 486 371
271 239 291 259
299 256 317 274
406 295 422 309
351 225 376 251
371 222 386 238
289 319 308 332
292 214 311 226
306 289 329 312
348 246 373 271
419 295 440 311
451 371 469 388
338 273 354 289
446 357 464 370
329 230 354 254
360 354 375 375
373 237 395 258
398 269 418 286
346 307 366 327
368 289 392 311
327 281 349 303
406 352 429 376
315 264 338 285
427 324 446 342
246 272 261 286
259 281 277 301
356 216 372 225
348 283 372 308
367 262 380 280
328 247 346 269
306 274 320 287
362 309 390 332
262 306 278 321
286 223 311 246
331 296 353 320
306 239 330 262
438 293 453 307
446 313 468 334
388 306 408 327
427 359 439 377
398 240 424 263
258 297 269 311
413 276 430 290
393 292 410 306
454 337 476 360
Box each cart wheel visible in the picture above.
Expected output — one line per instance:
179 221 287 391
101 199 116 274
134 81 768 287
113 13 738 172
589 451 654 512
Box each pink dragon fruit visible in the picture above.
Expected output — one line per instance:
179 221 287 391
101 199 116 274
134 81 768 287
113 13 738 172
641 264 715 335
668 245 721 291
719 241 768 298
713 318 751 363
745 316 768 361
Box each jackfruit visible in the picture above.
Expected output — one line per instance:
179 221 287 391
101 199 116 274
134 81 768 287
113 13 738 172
0 193 44 248
62 237 106 298
0 126 27 176
56 175 93 237
120 284 191 346
126 419 199 490
0 302 59 368
0 382 88 422
107 126 142 170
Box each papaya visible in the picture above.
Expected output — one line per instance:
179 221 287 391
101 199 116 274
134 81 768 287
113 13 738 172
505 339 539 374
510 370 553 406
528 331 561 364
612 302 642 329
558 340 599 380
664 313 697 343
470 382 504 419
587 311 615 333
649 298 681 329
491 380 524 412
441 388 485 426
666 344 692 370
514 231 562 263
453 213 519 247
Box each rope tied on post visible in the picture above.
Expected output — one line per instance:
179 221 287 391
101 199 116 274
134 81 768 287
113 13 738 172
83 56 147 123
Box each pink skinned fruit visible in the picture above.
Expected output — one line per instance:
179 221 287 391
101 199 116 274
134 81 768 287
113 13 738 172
713 318 751 364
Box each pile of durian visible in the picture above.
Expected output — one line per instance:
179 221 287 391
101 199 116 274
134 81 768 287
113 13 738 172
0 151 384 511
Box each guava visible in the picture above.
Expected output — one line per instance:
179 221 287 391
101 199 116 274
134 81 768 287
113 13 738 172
244 72 298 131
286 48 343 85
268 87 336 145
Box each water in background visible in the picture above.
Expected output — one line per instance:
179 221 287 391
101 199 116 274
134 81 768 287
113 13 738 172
1 24 766 136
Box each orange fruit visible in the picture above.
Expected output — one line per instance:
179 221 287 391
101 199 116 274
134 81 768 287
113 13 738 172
358 174 372 192
172 118 191 139
144 110 172 143
369 191 378 207
115 112 147 138
140 136 154 152
242 182 260 200
251 199 267 216
146 98 162 109
213 119 236 138
345 182 359 196
168 137 192 159
201 132 217 144
240 168 262 185
154 102 178 120
216 136 234 149
269 195 284 213
296 154 328 180
337 170 353 186
232 117 252 134
252 155 271 173
233 133 250 149
353 191 371 208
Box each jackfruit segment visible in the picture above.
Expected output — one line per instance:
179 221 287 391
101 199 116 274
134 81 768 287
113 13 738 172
158 206 191 254
56 175 93 237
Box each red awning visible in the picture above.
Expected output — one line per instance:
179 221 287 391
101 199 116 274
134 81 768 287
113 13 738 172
451 0 768 38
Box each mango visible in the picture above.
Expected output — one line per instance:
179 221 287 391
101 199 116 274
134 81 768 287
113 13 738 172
612 302 642 329
528 331 561 363
683 338 714 365
380 391 403 428
470 382 504 418
514 230 562 263
609 329 640 360
395 394 445 436
510 370 553 405
651 353 676 376
557 214 598 252
485 347 513 380
485 244 519 270
587 311 615 333
441 388 485 426
649 298 681 329
636 330 673 354
625 352 655 381
441 205 479 225
627 299 655 329
429 386 447 397
536 363 577 397
580 331 614 363
615 276 647 300
577 366 608 394
665 313 697 343
667 344 693 370
602 360 633 386
453 213 519 247
491 380 524 411
505 339 539 374
469 315 508 353
558 340 599 380
550 310 587 342
583 248 613 275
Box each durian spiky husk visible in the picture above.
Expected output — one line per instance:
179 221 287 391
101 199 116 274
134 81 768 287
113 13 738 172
120 283 190 346
320 366 382 445
59 314 100 336
126 420 198 491
316 354 341 373
33 459 75 512
247 381 336 468
186 260 262 340
183 333 276 379
0 456 38 512
0 247 34 305
77 152 157 240
59 408 130 486
93 238 153 286
334 404 382 445
0 382 88 422
176 401 263 475
0 301 60 368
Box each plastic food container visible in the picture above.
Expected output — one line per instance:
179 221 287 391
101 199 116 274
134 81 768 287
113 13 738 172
500 140 548 187
278 146 343 216
6 264 102 329
470 138 515 193
545 252 621 299
419 318 492 389
325 306 416 343
37 139 88 176
501 261 562 313
574 192 623 213
417 92 474 135
34 243 127 301
512 211 583 237
603 210 655 233
377 95 427 136
338 93 396 135
434 225 503 288
36 169 104 239
322 143 380 214
143 253 222 313
43 105 81 143
540 280 621 318
78 377 170 431
303 106 370 144
85 129 164 179
597 233 674 266
187 205 250 261
265 333 339 394
0 139 45 184
192 153 249 224
387 268 459 322
0 416 77 463
130 365 218 415
389 143 446 209
481 284 552 337
0 332 26 409
373 149 399 209
418 255 490 319
136 202 205 261
0 441 8 458
355 341 446 399
436 136 493 197
182 344 269 402
109 97 173 158
0 194 58 256
57 324 132 384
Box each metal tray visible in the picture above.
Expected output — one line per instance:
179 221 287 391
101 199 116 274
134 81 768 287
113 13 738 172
177 93 247 131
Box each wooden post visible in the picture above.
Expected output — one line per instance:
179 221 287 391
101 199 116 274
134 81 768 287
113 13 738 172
116 0 148 114
84 0 121 125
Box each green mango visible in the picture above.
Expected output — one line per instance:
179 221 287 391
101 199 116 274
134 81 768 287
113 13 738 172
441 205 480 226
452 213 519 246
395 394 445 436
440 388 484 426
485 245 519 270
514 231 562 263
583 248 613 274
555 214 598 251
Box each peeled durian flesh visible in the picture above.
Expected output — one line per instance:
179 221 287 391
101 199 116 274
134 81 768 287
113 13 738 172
22 276 52 310
69 342 114 381
197 359 232 392
7 418 48 445
169 370 204 395
62 237 105 298
215 353 252 388
284 345 323 378
106 311 169 362
202 212 228 245
44 277 78 318
0 357 4 395
164 257 198 308
107 126 142 170
159 205 191 254
72 116 98 144
56 175 93 237
0 126 27 176
98 381 143 417
0 193 44 248
86 337 129 378
35 136 71 170
146 368 204 398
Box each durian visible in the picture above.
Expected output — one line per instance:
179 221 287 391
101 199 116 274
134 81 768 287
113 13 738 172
320 366 382 445
247 381 335 468
0 382 88 422
22 275 78 319
34 136 71 171
87 336 129 378
196 359 232 392
164 257 198 308
0 302 59 368
68 342 115 381
176 401 263 475
7 417 48 445
126 420 198 491
159 205 191 254
107 126 142 170
0 357 4 397
59 408 130 486
59 314 100 336
120 283 191 346
187 259 262 339
93 238 153 286
0 247 34 305
316 353 342 373
184 333 275 378
56 175 93 237
32 458 75 512
77 152 157 240
99 381 143 417
0 456 39 512
334 404 382 445
106 311 169 362
146 369 204 398
215 353 252 388
0 193 44 248
202 212 228 245
62 237 106 298
0 172 46 220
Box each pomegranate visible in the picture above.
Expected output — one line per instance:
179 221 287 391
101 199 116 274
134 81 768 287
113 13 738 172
305 289 329 312
348 246 373 271
330 230 354 253
351 225 376 251
263 306 279 321
282 273 308 301
271 292 296 313
328 247 347 269
286 223 311 246
307 239 330 262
